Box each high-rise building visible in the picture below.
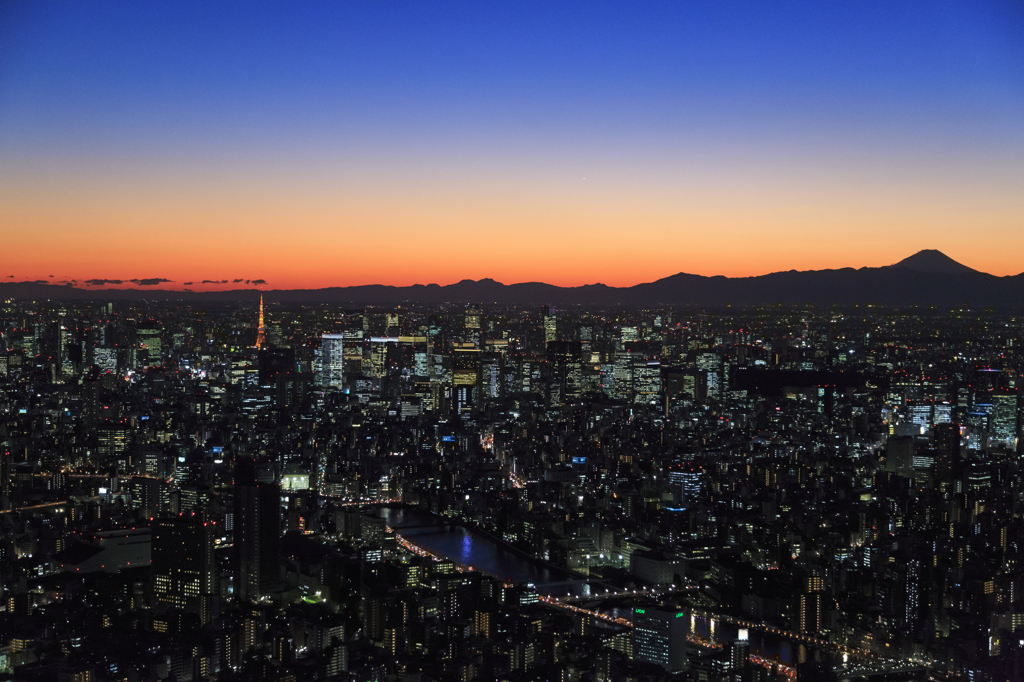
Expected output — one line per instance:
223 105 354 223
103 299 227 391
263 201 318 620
632 606 688 673
799 574 824 635
136 320 162 367
933 422 961 487
728 629 750 677
234 459 281 601
152 513 217 624
97 420 130 467
902 558 921 629
0 443 11 511
884 436 915 479
542 305 557 343
316 334 345 388
668 466 702 507
94 347 117 374
990 391 1019 448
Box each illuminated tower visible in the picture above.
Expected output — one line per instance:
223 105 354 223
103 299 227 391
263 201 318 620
255 295 266 349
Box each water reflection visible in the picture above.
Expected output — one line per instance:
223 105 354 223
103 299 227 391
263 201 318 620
381 507 576 590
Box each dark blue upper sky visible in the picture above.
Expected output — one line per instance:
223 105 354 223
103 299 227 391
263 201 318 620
3 1 1020 157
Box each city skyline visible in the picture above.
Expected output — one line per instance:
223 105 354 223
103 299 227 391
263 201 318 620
2 2 1023 289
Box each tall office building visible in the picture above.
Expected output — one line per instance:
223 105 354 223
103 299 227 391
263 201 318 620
632 606 688 673
136 320 162 368
901 558 921 629
542 305 557 343
316 334 345 389
990 391 1019 448
884 436 915 479
98 420 130 468
728 629 750 677
799 574 824 635
933 422 961 487
0 441 11 511
152 513 217 624
234 459 281 602
668 466 702 507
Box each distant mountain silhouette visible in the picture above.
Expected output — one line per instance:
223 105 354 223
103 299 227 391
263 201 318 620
3 251 1022 307
888 249 981 274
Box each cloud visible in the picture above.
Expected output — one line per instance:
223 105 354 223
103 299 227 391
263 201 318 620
233 278 244 283
8 275 12 278
184 288 194 292
85 279 123 286
129 278 172 286
31 280 47 284
201 279 228 284
251 279 267 285
183 281 193 285
48 274 54 278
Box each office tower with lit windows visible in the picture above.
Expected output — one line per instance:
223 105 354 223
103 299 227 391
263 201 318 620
316 334 345 388
632 606 688 673
668 466 702 507
97 419 130 469
542 305 557 343
990 391 1019 449
799 574 825 634
152 513 217 624
136 320 162 367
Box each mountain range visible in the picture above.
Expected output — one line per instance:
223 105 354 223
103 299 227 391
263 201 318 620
3 251 1023 307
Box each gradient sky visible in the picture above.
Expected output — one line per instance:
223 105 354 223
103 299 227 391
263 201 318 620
2 1 1022 290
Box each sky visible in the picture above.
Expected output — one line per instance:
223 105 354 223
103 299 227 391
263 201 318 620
1 1 1022 290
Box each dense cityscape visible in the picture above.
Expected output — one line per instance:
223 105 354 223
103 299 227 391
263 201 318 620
0 295 1020 682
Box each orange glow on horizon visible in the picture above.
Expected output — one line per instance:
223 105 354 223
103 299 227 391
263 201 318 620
3 151 1022 289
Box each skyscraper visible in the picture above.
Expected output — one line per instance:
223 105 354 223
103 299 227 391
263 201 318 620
933 422 961 488
136 320 162 368
632 606 688 673
234 458 281 602
542 305 557 343
152 513 217 624
316 334 345 389
799 574 825 635
728 629 750 677
668 466 702 507
990 391 1019 448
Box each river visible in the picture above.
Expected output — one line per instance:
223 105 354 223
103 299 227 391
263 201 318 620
379 507 813 665
379 506 585 594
